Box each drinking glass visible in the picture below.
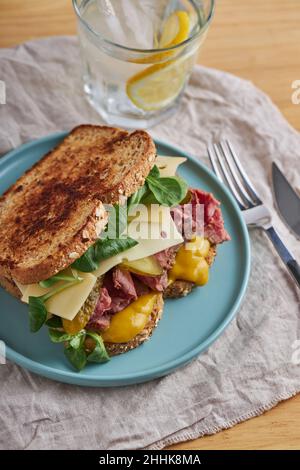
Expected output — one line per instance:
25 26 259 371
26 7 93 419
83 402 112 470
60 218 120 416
73 0 215 129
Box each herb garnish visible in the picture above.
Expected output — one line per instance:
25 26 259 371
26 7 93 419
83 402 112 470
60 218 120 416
28 278 83 333
39 270 82 288
72 236 138 273
48 327 110 371
144 165 188 207
71 166 187 273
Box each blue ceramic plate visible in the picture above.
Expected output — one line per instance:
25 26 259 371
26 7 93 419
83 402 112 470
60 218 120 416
0 132 250 387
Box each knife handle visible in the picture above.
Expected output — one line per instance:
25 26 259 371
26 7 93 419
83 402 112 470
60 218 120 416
287 260 300 287
266 227 300 290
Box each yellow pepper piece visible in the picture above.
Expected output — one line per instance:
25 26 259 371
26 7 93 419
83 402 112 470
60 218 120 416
101 293 158 344
169 237 210 286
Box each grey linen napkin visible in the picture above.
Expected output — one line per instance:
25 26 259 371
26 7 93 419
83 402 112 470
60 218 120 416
0 36 299 450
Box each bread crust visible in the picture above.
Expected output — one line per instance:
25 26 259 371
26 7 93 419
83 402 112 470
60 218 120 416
104 294 164 356
0 125 156 285
0 272 22 298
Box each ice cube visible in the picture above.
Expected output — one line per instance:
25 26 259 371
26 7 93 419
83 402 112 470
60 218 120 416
93 0 172 49
96 0 129 46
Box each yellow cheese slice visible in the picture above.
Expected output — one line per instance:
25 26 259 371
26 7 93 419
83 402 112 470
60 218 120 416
14 281 27 296
16 209 182 320
16 164 186 322
156 156 187 177
20 272 97 321
16 208 182 322
93 207 183 278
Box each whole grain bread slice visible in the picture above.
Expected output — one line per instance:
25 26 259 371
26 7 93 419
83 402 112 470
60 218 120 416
0 125 156 286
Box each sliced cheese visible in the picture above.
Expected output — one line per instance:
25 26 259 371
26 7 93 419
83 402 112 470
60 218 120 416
16 208 182 321
20 272 97 321
127 204 179 233
156 156 187 177
16 166 186 322
15 281 27 296
93 207 183 278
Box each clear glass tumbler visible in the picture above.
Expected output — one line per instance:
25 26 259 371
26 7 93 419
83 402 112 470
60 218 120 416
73 0 215 129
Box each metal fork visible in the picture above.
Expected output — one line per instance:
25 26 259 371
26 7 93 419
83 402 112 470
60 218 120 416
207 140 300 290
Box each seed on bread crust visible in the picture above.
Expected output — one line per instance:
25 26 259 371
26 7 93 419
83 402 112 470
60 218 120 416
163 280 194 298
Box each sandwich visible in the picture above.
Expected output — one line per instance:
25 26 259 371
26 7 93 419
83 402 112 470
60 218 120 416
0 125 229 371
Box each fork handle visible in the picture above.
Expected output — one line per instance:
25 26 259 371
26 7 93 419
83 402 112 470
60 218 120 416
265 226 300 290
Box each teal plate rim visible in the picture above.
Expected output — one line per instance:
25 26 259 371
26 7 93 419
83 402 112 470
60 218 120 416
0 132 251 387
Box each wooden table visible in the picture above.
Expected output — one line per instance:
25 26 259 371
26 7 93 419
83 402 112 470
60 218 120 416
1 0 299 450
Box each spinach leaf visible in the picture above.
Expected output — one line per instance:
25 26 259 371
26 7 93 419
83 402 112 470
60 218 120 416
49 329 87 371
128 184 148 210
72 199 138 273
29 279 83 333
86 332 110 364
48 325 86 347
70 333 86 350
64 345 87 371
148 165 160 178
71 245 99 272
48 329 78 343
50 329 109 371
39 278 59 288
73 236 137 273
140 190 159 206
127 166 160 211
127 167 160 210
45 316 63 328
29 297 48 333
39 271 82 288
146 175 188 207
95 237 138 263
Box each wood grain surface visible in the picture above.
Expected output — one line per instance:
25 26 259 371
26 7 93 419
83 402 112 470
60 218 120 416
0 0 299 450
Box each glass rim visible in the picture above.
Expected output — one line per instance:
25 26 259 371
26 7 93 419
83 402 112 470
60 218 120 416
72 0 215 54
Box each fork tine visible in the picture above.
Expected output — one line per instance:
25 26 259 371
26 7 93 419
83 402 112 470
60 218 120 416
225 140 262 204
212 143 249 209
219 141 257 207
207 144 224 182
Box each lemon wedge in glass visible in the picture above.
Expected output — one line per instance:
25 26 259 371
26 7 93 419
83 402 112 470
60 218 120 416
159 10 190 48
126 11 191 111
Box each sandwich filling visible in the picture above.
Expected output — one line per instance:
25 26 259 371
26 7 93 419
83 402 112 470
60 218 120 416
16 156 229 371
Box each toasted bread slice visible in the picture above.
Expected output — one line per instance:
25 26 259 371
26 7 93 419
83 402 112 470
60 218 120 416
0 125 156 286
104 294 164 356
163 245 217 298
0 271 21 298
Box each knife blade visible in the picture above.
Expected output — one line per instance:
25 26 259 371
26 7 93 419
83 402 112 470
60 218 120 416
272 162 300 240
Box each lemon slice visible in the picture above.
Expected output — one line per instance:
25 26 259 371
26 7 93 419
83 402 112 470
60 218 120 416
126 58 188 111
159 11 190 48
126 11 190 111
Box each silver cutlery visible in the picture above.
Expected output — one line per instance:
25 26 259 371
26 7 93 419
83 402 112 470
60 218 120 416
272 162 300 241
207 140 300 290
